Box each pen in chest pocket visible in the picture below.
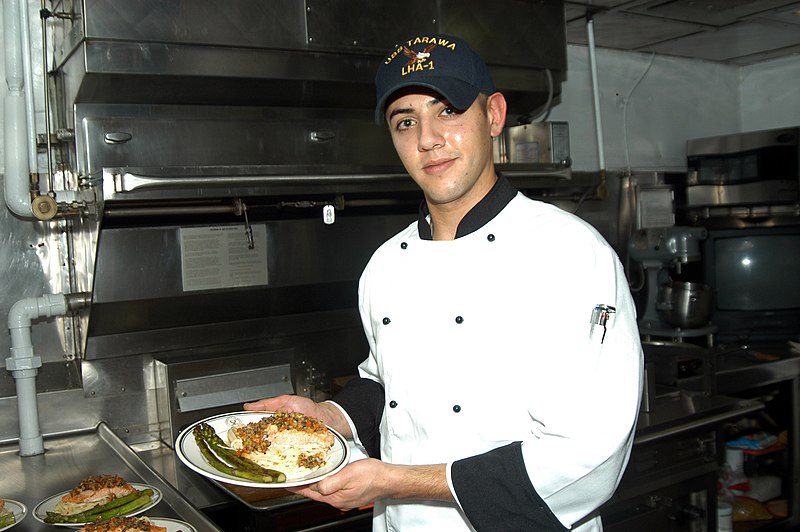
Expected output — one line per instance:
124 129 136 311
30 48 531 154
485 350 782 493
590 304 616 344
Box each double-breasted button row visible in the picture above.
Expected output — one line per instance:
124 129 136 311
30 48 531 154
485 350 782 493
382 316 465 325
400 234 496 249
387 400 461 413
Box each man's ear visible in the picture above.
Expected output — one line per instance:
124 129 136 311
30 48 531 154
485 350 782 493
487 92 507 137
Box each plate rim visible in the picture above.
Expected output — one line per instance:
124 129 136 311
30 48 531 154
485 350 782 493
148 517 198 532
175 410 350 488
0 499 27 532
31 483 162 527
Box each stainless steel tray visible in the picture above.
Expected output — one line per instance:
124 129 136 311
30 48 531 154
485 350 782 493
0 422 221 531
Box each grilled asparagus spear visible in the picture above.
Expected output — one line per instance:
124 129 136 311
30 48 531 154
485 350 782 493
44 489 154 524
0 511 15 528
196 423 285 478
193 424 286 483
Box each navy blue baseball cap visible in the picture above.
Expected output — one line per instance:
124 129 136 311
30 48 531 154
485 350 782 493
374 34 496 124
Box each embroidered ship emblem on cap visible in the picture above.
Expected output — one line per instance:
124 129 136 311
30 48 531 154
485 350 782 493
403 44 436 66
373 34 495 124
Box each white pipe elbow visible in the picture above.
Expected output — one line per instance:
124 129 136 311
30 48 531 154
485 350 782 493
7 294 67 369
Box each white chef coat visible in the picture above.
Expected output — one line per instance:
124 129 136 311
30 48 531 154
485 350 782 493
337 183 643 531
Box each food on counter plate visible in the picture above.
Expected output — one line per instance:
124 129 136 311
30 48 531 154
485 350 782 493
0 499 16 528
45 475 154 524
228 411 335 476
77 516 166 532
54 475 137 515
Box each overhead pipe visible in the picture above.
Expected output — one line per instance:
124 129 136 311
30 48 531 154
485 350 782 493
586 15 608 199
6 292 91 456
4 0 34 218
20 0 38 174
4 0 80 220
38 0 54 193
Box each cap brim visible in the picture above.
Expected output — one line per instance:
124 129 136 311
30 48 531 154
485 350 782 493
374 78 482 125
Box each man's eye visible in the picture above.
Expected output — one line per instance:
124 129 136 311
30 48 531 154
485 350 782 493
442 106 458 116
396 118 415 130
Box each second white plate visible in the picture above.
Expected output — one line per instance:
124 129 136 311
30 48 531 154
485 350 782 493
0 499 27 532
148 517 197 532
32 483 162 527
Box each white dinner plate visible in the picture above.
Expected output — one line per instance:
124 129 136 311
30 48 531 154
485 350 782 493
0 499 27 532
32 483 162 527
176 411 350 488
148 517 197 532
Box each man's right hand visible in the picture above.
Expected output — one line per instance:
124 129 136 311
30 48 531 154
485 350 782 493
243 395 352 438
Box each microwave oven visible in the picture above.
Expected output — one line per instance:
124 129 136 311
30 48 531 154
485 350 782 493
685 126 799 208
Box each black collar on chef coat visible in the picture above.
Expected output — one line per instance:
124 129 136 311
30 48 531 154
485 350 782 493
417 174 517 240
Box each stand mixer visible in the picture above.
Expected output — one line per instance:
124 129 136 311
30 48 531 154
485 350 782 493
628 226 713 336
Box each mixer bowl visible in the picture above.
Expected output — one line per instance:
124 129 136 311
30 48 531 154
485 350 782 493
659 282 712 328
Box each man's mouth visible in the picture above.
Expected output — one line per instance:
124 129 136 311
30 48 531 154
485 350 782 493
423 158 455 174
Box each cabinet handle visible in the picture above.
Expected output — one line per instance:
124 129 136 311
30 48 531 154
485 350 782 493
309 130 335 142
104 132 132 144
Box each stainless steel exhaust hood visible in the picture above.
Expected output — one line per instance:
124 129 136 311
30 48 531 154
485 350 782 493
49 0 569 203
50 0 568 361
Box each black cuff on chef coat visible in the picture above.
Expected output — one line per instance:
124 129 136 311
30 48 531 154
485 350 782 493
330 377 384 459
452 442 568 532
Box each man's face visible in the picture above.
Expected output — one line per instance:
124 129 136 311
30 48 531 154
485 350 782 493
384 90 506 210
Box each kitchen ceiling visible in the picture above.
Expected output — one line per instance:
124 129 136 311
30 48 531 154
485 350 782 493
564 0 800 65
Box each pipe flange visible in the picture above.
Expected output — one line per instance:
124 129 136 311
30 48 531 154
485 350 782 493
31 195 58 220
5 355 42 371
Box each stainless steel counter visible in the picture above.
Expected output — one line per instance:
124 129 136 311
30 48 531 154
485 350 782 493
0 422 221 532
635 389 764 444
639 342 800 442
680 342 800 394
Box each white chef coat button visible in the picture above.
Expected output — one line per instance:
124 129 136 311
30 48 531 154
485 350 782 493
382 317 391 325
452 405 461 413
389 400 398 408
400 242 408 249
487 234 495 242
455 315 464 324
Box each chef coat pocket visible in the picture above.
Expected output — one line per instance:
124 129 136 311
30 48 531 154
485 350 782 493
469 403 535 443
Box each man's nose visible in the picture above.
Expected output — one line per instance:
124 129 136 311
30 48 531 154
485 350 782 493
417 119 445 151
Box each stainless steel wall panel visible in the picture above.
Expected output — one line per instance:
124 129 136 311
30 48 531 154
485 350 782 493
75 0 307 57
0 388 98 443
0 181 78 371
82 356 148 398
306 0 435 52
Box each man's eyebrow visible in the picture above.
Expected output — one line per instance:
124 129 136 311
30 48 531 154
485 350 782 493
386 97 445 121
387 106 413 121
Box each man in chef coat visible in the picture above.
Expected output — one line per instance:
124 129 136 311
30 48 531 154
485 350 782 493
245 33 644 531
